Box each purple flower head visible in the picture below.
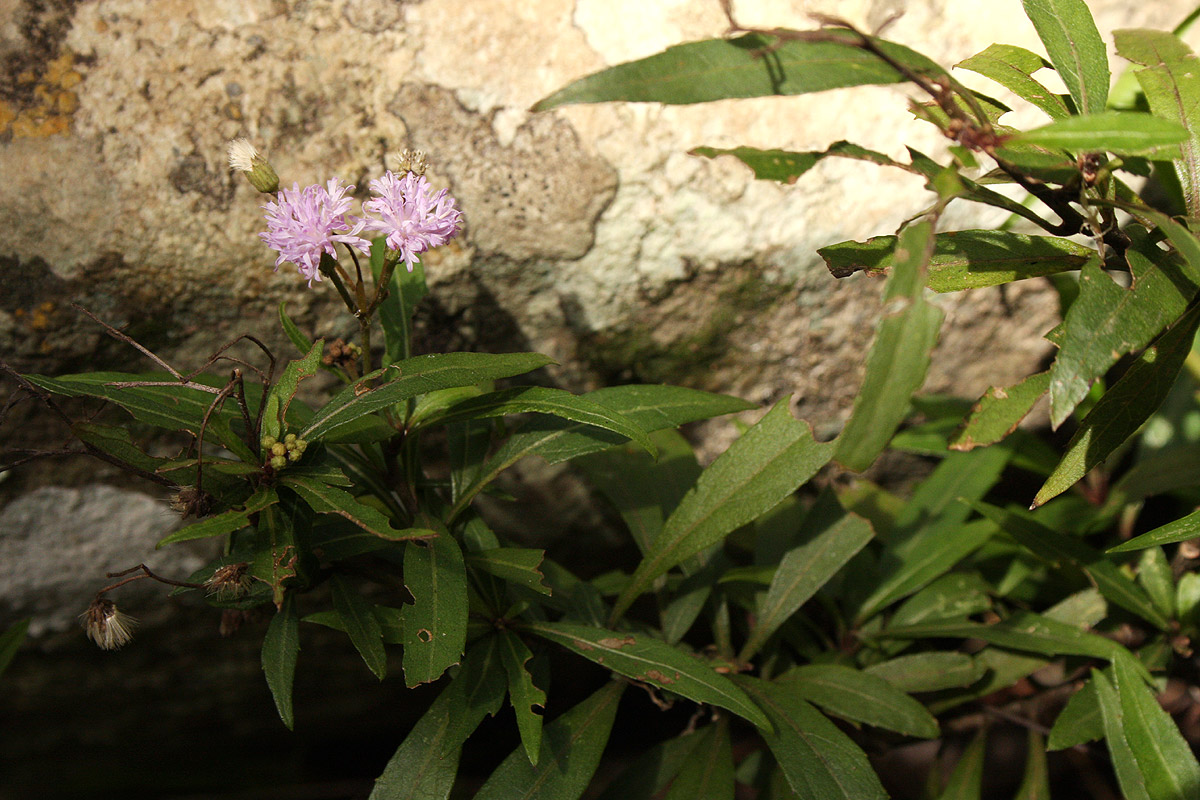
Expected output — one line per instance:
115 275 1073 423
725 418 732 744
259 178 370 286
358 171 463 271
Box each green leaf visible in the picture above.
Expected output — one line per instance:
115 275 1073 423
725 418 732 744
474 680 624 800
888 573 993 628
973 501 1169 629
449 386 752 521
783 664 939 738
401 530 469 687
1115 29 1200 215
279 475 426 540
304 604 404 644
884 610 1128 663
533 31 923 110
1137 547 1177 621
498 630 546 766
1021 0 1109 114
949 371 1051 451
449 419 491 505
370 636 508 800
261 592 300 730
466 548 551 596
1048 680 1103 750
419 386 657 457
820 230 1099 292
156 487 278 547
612 399 833 623
956 43 1071 120
733 676 888 800
594 733 704 800
1038 301 1200 506
662 719 734 800
302 352 554 441
865 652 986 693
1093 667 1153 800
937 728 985 800
279 301 313 356
1111 506 1200 552
1112 649 1200 799
262 339 324 442
739 506 874 661
577 429 701 555
834 221 943 470
330 574 387 680
1011 111 1186 155
690 141 901 184
0 618 29 681
1046 234 1198 430
72 422 166 474
26 371 234 436
523 620 771 731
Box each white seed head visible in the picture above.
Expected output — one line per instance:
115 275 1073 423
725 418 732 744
227 138 259 172
82 598 137 651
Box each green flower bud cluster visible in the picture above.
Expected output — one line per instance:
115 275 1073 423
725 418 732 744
261 432 307 470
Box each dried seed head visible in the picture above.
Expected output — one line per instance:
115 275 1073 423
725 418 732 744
394 148 427 176
82 597 137 650
169 485 214 518
205 562 252 602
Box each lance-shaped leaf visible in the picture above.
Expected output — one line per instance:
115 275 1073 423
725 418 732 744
595 733 705 800
1111 507 1200 553
302 352 554 440
498 631 546 767
280 474 427 540
1037 301 1200 506
372 238 430 367
1047 234 1197 430
330 574 387 680
466 548 551 596
304 605 404 644
957 43 1071 120
533 30 940 110
1022 0 1109 114
1009 111 1187 155
939 728 986 799
401 530 469 687
611 399 833 623
950 371 1050 451
417 385 656 457
834 221 942 471
1048 680 1103 751
0 618 29 681
370 636 508 800
157 487 278 547
782 664 939 738
261 592 300 730
865 652 985 693
820 230 1099 292
690 141 902 184
1113 650 1200 799
474 680 625 800
1116 29 1200 216
262 339 324 442
662 719 733 800
1093 668 1153 800
733 676 888 800
973 501 1169 630
72 422 167 474
739 508 874 661
27 371 235 435
449 385 752 522
523 620 770 731
884 610 1130 664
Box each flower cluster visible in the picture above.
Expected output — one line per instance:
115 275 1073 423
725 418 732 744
261 432 307 470
231 141 463 286
259 178 370 286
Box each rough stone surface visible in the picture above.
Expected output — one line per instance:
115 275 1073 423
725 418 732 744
0 0 1196 618
0 485 200 635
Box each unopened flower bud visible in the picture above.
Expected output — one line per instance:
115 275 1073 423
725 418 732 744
270 454 287 470
82 597 137 650
287 449 303 462
271 442 287 457
227 138 279 193
284 433 297 444
261 434 277 449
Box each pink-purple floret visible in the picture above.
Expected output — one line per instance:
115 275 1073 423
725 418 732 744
259 171 463 286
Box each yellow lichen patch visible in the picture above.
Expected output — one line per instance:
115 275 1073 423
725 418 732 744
3 52 83 139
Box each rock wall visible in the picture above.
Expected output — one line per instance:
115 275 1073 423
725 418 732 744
1 0 1197 637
